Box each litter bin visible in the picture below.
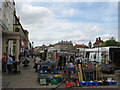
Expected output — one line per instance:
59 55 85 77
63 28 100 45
115 70 120 89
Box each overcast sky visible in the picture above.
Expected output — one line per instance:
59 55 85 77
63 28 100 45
15 1 118 47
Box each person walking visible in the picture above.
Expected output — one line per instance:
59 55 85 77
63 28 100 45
34 55 43 72
63 54 67 68
58 53 63 70
7 55 13 74
67 58 74 79
70 54 75 64
2 53 7 72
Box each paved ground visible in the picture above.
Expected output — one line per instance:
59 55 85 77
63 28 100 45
2 56 119 89
2 57 59 88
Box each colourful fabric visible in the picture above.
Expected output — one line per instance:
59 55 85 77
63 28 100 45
2 55 7 62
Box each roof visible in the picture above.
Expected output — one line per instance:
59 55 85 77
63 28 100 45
75 44 84 48
55 40 73 45
93 37 104 46
75 44 89 48
48 45 54 47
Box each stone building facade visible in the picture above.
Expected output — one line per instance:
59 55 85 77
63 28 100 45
1 1 20 60
14 14 30 56
1 0 30 61
54 40 73 53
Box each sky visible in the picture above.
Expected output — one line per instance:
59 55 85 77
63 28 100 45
15 1 118 47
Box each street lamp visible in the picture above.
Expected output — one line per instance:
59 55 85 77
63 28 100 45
31 42 34 58
98 45 99 63
83 44 85 58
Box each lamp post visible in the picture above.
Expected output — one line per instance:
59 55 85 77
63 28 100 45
98 44 99 63
83 44 85 58
31 42 34 58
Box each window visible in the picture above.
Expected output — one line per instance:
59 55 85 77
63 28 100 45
15 27 19 32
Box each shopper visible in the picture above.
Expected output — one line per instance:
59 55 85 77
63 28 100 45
70 54 75 63
2 53 7 72
67 58 74 79
63 55 67 68
58 53 63 70
34 55 43 72
7 55 13 74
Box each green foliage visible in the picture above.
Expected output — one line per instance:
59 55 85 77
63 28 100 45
105 40 117 46
100 38 118 47
100 43 106 47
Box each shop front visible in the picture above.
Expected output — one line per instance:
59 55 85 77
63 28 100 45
2 30 21 61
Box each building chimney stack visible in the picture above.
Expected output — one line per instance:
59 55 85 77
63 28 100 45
99 37 101 40
96 38 98 41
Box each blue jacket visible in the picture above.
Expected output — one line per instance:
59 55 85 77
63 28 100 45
7 57 13 65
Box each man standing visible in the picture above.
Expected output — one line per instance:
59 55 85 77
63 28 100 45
70 54 75 64
63 54 67 68
34 55 43 72
2 53 7 72
7 55 13 74
58 53 63 70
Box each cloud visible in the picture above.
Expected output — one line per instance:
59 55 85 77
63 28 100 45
62 8 75 17
17 3 55 26
15 2 118 46
13 0 120 2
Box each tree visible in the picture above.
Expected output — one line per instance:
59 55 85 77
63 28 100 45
100 37 118 47
100 43 106 47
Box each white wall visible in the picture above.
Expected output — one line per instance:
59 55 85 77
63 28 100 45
89 52 102 62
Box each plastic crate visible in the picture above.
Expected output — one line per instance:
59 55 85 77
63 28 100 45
66 81 74 88
38 70 47 74
85 81 90 86
68 68 74 71
76 80 79 87
51 70 58 74
46 78 52 85
40 79 46 85
89 81 99 86
103 80 118 85
52 79 59 85
79 81 87 86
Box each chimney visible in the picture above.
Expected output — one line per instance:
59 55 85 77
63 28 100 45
99 37 101 41
96 38 98 41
